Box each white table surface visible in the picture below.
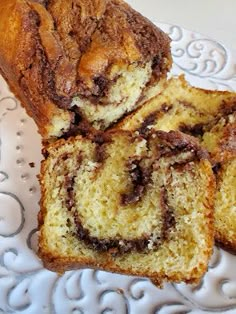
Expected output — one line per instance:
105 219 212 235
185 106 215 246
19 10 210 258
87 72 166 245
126 0 236 53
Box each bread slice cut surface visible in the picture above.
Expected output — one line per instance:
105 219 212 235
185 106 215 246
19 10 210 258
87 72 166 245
39 130 215 285
118 76 236 253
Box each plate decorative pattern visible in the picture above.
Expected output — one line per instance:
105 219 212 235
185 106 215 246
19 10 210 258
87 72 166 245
0 24 236 314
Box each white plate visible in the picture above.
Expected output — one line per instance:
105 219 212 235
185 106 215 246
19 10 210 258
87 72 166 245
0 23 236 314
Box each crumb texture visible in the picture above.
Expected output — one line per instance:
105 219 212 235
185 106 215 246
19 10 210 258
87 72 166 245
119 76 236 252
39 130 214 284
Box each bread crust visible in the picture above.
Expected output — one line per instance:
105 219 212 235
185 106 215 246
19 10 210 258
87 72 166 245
0 0 171 139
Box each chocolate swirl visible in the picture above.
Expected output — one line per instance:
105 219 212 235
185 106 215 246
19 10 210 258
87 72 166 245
138 104 172 136
55 131 207 255
120 158 152 206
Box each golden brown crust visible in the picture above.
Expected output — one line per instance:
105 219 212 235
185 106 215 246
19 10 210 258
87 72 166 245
38 252 208 286
214 158 236 253
0 0 72 137
205 119 236 253
212 123 236 164
215 235 236 255
0 0 171 139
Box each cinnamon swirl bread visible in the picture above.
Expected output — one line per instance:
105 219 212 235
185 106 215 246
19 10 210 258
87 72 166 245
202 112 236 252
119 76 236 252
0 0 171 140
38 130 214 284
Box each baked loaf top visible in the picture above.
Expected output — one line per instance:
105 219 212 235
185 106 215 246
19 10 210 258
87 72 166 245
118 75 236 252
38 130 214 285
0 0 171 139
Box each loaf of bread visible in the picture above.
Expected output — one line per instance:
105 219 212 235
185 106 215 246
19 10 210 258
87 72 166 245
0 0 171 140
118 76 236 252
38 129 215 285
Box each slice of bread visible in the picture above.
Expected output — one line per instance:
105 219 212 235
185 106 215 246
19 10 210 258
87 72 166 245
118 75 236 252
38 130 215 285
0 0 171 140
202 112 236 252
